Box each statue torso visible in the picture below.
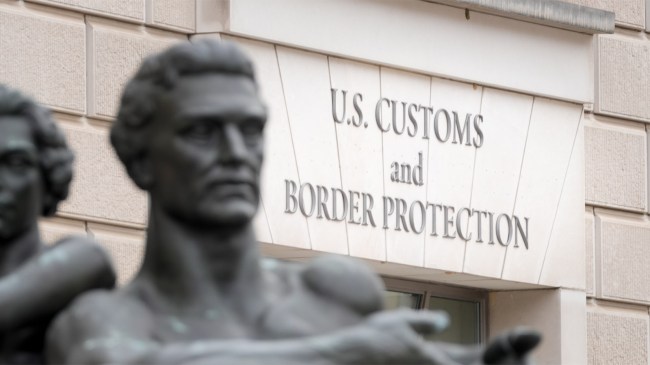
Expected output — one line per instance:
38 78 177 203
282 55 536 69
122 258 374 344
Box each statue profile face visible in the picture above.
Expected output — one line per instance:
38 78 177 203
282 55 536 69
0 117 42 240
146 73 267 227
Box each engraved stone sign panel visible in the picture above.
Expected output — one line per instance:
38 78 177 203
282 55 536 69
226 36 585 288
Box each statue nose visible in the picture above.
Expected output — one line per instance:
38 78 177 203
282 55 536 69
219 123 247 163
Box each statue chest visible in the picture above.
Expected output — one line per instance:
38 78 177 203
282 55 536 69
148 287 364 343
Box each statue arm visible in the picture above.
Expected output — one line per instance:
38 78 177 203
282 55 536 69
51 331 339 365
151 320 541 365
0 236 115 331
47 296 456 365
139 312 454 365
47 279 538 365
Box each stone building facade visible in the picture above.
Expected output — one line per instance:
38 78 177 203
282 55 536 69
0 0 648 363
573 0 650 364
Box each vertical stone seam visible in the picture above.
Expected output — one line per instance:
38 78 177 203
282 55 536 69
422 77 433 268
644 122 650 215
248 42 274 249
594 35 601 120
646 0 650 33
326 56 350 256
647 304 650 365
586 206 595 297
249 42 274 245
499 97 536 278
536 110 584 284
593 212 602 299
460 85 485 272
379 67 388 263
275 45 312 249
85 16 94 117
258 197 273 244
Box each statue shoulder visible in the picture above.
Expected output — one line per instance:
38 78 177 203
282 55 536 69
48 289 134 338
46 235 117 290
301 255 384 316
46 288 152 363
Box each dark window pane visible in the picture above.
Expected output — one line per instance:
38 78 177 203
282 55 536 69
427 296 480 345
384 290 421 310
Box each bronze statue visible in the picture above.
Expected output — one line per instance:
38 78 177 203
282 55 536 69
47 40 539 364
0 85 116 364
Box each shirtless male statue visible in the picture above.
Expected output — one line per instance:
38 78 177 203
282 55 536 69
0 85 116 364
47 40 539 365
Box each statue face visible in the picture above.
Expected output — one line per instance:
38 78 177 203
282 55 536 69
0 117 42 240
148 73 267 227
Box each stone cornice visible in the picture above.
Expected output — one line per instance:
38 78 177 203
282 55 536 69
426 0 615 34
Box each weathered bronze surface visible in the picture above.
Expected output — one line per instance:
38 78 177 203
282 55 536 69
47 40 539 364
0 85 115 364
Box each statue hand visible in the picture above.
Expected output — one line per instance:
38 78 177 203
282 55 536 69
482 327 541 365
366 308 450 336
352 308 461 364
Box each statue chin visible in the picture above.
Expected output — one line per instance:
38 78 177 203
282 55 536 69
182 204 258 228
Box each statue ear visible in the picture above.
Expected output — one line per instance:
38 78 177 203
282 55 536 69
127 155 154 190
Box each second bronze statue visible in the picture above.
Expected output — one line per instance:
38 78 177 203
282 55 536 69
0 85 115 364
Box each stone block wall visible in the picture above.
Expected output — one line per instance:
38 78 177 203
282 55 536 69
582 0 650 362
0 0 199 284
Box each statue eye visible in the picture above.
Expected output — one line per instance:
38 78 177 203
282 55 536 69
2 153 35 170
182 123 217 143
240 120 263 145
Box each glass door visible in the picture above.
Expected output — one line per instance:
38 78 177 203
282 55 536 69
382 277 486 345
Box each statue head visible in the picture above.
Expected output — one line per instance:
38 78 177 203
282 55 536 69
0 85 74 240
111 40 267 228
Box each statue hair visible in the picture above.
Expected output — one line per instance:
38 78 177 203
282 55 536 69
0 85 74 216
110 39 257 186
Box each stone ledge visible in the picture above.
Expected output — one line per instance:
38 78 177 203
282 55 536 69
428 0 615 34
39 217 87 245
